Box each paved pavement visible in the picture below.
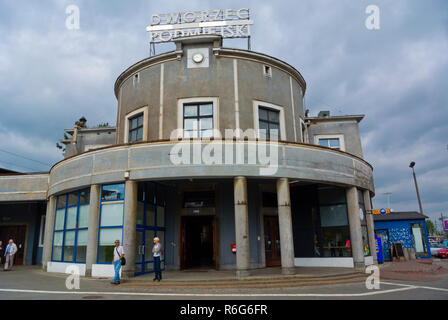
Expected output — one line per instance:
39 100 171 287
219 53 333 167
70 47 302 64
0 261 447 300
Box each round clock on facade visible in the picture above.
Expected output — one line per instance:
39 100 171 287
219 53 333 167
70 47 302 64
192 53 204 63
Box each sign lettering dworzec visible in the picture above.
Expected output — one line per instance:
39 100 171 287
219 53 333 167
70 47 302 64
146 9 253 44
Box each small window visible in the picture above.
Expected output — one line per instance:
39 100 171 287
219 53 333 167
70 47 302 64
129 113 144 142
263 65 272 77
259 107 280 140
318 138 340 150
183 103 214 138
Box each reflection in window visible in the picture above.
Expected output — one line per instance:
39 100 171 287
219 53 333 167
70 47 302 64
259 107 280 140
129 113 144 142
51 189 90 263
318 138 340 150
183 103 213 138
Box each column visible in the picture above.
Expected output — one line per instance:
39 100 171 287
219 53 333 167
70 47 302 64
85 184 101 277
363 190 378 264
41 196 56 271
234 177 250 278
346 187 365 270
277 178 295 275
122 180 138 279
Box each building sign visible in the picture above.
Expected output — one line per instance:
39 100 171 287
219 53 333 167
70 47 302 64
371 208 391 215
444 219 448 231
146 9 253 43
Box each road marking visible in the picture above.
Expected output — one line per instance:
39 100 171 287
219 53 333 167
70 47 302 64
0 286 417 297
381 281 448 293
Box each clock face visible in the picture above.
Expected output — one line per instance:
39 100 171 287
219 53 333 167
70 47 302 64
192 53 204 63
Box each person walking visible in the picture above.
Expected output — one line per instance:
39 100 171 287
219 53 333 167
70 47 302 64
4 239 17 271
111 240 124 285
152 237 163 281
0 241 4 266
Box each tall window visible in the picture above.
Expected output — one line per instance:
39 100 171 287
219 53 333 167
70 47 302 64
316 187 351 258
135 182 166 275
258 107 280 140
52 189 90 263
183 102 213 138
129 113 143 142
97 184 125 263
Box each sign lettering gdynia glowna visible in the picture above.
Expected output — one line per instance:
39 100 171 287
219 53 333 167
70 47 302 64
146 9 253 43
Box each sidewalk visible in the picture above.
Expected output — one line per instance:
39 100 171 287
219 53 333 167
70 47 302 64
379 259 448 282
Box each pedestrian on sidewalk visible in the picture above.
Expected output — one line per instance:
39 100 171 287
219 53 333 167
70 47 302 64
4 239 17 271
0 241 4 265
152 237 163 281
111 240 124 285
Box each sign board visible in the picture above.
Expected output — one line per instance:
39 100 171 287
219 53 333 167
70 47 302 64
392 242 405 261
372 208 391 215
146 9 253 43
444 219 448 232
375 234 383 263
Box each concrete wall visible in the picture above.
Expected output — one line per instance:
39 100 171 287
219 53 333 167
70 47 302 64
115 37 305 144
64 128 116 158
0 174 48 202
308 120 364 158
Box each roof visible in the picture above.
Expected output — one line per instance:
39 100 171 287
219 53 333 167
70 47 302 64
373 211 428 221
305 114 365 123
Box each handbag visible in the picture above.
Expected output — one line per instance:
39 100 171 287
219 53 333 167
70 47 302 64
116 248 126 266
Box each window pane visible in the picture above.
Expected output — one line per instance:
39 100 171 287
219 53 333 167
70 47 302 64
76 229 88 263
57 195 66 209
136 231 143 265
100 203 124 227
321 226 352 257
68 192 78 206
200 129 213 138
66 207 77 229
199 104 213 116
268 110 279 123
146 205 155 226
184 118 198 130
102 184 125 201
200 117 213 130
319 188 346 205
52 231 63 260
130 129 137 142
136 128 143 141
329 138 340 148
79 189 90 204
269 124 279 140
137 202 144 225
63 231 75 262
184 105 197 117
156 230 164 251
145 183 155 203
137 115 143 127
157 206 165 227
99 228 122 246
184 130 198 138
320 204 349 227
78 205 89 228
318 139 329 147
259 121 268 139
145 262 154 272
54 209 65 231
259 108 268 121
130 117 137 129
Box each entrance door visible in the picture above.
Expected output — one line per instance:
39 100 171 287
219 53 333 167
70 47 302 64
0 225 26 265
180 216 216 269
264 216 281 267
376 229 391 262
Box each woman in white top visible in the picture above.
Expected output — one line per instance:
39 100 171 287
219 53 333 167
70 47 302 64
152 237 163 281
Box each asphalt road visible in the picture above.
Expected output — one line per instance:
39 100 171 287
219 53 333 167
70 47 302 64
0 263 447 300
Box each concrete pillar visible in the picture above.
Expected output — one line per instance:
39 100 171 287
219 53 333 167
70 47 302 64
234 177 250 278
346 187 365 270
122 180 138 279
41 196 56 271
276 178 295 275
85 184 101 277
363 190 378 264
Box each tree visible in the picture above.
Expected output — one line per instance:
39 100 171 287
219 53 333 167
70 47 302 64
426 219 436 236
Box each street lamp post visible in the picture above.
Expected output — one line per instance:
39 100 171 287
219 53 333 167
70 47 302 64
409 161 424 215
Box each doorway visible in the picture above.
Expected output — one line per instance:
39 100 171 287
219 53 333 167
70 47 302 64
264 216 281 267
0 225 27 265
180 216 217 270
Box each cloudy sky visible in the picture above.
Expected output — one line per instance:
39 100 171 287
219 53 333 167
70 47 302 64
0 0 446 224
